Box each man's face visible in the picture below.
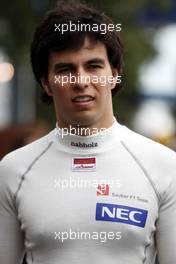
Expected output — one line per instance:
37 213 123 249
43 38 118 129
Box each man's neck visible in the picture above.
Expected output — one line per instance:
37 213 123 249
56 116 115 137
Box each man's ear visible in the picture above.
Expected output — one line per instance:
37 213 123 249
41 77 53 96
111 68 118 90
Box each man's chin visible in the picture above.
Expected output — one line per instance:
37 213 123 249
70 113 98 128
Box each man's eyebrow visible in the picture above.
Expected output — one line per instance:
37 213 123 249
53 58 105 71
54 62 74 71
86 58 105 65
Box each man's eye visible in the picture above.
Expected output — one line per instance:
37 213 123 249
57 68 69 73
89 65 102 69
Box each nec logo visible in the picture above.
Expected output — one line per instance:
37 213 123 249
96 203 148 228
97 184 109 196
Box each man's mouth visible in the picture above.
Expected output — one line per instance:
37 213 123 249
72 95 95 103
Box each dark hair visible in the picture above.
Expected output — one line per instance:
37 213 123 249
31 0 124 104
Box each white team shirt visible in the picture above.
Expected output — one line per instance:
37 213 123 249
0 119 176 264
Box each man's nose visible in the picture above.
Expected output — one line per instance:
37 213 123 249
72 68 90 90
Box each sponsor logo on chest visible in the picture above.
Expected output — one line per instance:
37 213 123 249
96 203 148 228
96 184 109 196
71 141 98 148
72 157 96 171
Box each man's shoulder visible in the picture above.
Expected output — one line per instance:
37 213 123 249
120 125 176 199
0 130 54 190
121 125 176 163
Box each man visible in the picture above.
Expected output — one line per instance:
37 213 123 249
0 1 176 264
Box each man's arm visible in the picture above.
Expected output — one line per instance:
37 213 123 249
121 128 176 263
0 159 25 264
156 163 176 263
